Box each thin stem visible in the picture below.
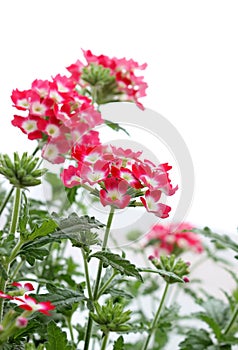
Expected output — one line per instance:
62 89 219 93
0 187 22 322
36 242 54 294
81 249 93 301
142 282 170 350
100 333 109 350
10 259 25 281
66 316 75 342
83 206 115 350
93 206 115 299
9 187 21 234
224 304 238 335
97 271 118 298
0 187 14 216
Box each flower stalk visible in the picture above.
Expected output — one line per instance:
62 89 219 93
142 282 170 350
83 206 115 350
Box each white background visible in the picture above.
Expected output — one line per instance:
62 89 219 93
1 1 238 236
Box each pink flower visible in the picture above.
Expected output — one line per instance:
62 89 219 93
100 178 131 209
140 190 171 218
67 49 148 109
0 291 13 300
16 316 28 328
11 73 103 164
16 294 55 316
144 222 203 256
12 282 34 294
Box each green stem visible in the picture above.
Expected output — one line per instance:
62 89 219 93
97 271 118 298
9 187 21 234
100 333 109 350
10 259 25 281
83 206 115 350
0 186 14 216
0 187 22 322
81 249 93 301
142 282 170 350
93 206 115 299
36 242 54 294
66 316 75 342
224 304 238 335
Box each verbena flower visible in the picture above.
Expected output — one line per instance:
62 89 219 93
61 143 178 217
144 222 203 256
67 49 148 108
15 295 55 316
11 74 102 164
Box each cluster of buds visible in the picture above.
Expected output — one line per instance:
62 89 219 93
90 299 131 334
149 254 190 284
67 49 148 108
61 144 178 218
144 222 203 257
0 152 46 188
0 282 55 343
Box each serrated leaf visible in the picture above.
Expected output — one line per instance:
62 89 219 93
90 251 143 281
113 336 125 350
139 268 184 283
53 212 104 233
52 213 103 249
179 329 214 349
195 227 238 256
201 297 230 330
35 284 86 313
46 321 71 350
26 219 58 241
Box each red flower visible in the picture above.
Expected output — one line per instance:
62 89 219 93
16 294 55 316
100 178 131 209
140 190 171 218
67 49 148 109
144 222 203 256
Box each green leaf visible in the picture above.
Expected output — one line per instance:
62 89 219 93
179 329 214 349
104 119 130 136
195 227 238 256
26 219 58 241
0 261 8 280
90 251 143 281
139 268 184 283
19 246 49 266
113 336 125 350
35 283 86 313
46 321 72 350
201 297 230 329
52 213 104 251
53 212 104 233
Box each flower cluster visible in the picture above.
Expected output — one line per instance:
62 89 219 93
10 49 147 164
11 75 102 163
61 143 178 218
67 49 148 108
144 222 203 256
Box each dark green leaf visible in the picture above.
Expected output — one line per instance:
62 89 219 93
46 321 72 350
35 284 86 313
90 251 143 281
0 261 8 280
113 336 125 350
179 329 214 349
105 120 130 136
